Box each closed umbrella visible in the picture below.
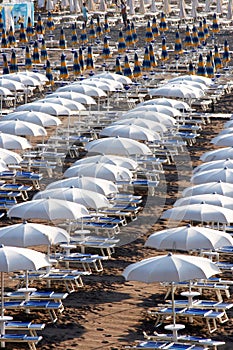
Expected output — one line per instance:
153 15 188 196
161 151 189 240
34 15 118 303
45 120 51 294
86 46 94 70
145 21 153 43
85 136 152 156
32 41 40 64
125 23 133 48
142 47 151 73
45 59 54 86
222 39 230 67
159 12 168 33
118 31 126 54
26 16 34 40
1 29 8 49
183 181 233 197
60 52 69 80
71 23 78 47
9 51 18 73
212 13 220 34
198 20 205 45
80 23 88 46
192 25 199 48
73 51 81 78
46 176 118 196
40 38 48 62
133 53 142 79
131 22 137 47
184 25 193 49
33 187 110 211
196 54 207 77
152 17 160 38
78 48 85 73
8 26 16 47
206 53 215 78
47 11 55 32
96 16 102 40
2 54 9 75
123 55 133 79
145 224 233 251
89 17 96 42
102 36 111 60
25 46 32 70
174 30 183 55
149 43 157 69
36 14 45 36
115 58 122 75
103 14 110 35
214 44 223 70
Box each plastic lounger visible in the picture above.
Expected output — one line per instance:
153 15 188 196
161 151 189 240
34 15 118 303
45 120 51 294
23 300 63 323
127 341 203 349
0 334 42 350
5 321 45 336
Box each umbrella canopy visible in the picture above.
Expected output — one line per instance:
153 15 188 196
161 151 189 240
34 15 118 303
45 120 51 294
0 245 51 316
200 147 233 162
169 75 212 86
0 132 31 150
191 167 233 184
38 97 86 112
57 83 107 97
86 77 123 90
193 158 233 174
16 102 71 116
162 202 233 224
149 84 205 99
33 187 110 211
0 120 47 137
1 111 61 127
0 148 22 164
85 136 152 156
0 79 25 91
120 110 176 127
64 162 133 182
211 133 233 147
122 253 220 326
183 181 233 197
112 118 168 134
93 72 132 85
8 198 89 221
0 222 69 247
46 176 118 196
100 124 160 142
141 98 191 112
79 80 115 92
73 154 138 170
45 91 96 105
174 193 233 210
130 104 182 117
145 224 233 251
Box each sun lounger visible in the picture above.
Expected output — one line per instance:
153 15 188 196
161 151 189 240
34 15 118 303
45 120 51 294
143 331 225 349
60 253 108 273
23 300 63 323
148 307 226 333
0 334 42 350
6 290 68 303
5 321 45 336
126 340 208 349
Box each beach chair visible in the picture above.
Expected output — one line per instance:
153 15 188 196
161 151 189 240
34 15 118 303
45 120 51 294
126 340 207 349
6 290 68 303
23 300 64 323
5 321 45 337
60 253 108 273
0 334 42 350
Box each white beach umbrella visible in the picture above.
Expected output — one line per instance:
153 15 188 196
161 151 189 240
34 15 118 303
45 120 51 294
130 104 182 117
216 0 222 13
0 120 47 137
191 167 233 184
57 84 107 97
129 0 135 15
100 124 161 142
149 84 205 99
217 127 233 136
1 111 61 127
20 71 48 83
46 176 118 195
73 155 138 170
46 91 96 105
139 0 145 13
164 0 171 14
0 148 22 164
170 80 208 91
162 203 233 224
0 245 51 317
16 102 71 116
0 222 69 248
78 80 115 92
112 118 168 134
86 77 123 90
99 0 107 11
193 158 233 174
4 74 41 87
183 181 233 197
33 187 110 211
145 224 233 251
191 0 198 18
200 147 233 162
85 136 152 156
64 162 133 182
0 132 31 150
205 0 211 11
38 97 86 112
0 79 25 91
141 98 191 112
211 134 233 147
0 159 8 172
8 198 89 221
174 193 233 209
168 75 212 86
120 110 176 127
122 253 220 327
93 72 133 85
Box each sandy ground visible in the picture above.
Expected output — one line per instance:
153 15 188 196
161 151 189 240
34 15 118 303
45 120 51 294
1 11 233 350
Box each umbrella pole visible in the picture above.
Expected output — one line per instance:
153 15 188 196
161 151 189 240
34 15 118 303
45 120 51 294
1 272 4 318
171 282 176 327
0 96 2 116
26 270 29 289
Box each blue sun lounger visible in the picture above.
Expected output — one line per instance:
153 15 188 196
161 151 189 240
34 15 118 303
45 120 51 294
5 321 45 336
0 334 42 350
126 340 208 349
